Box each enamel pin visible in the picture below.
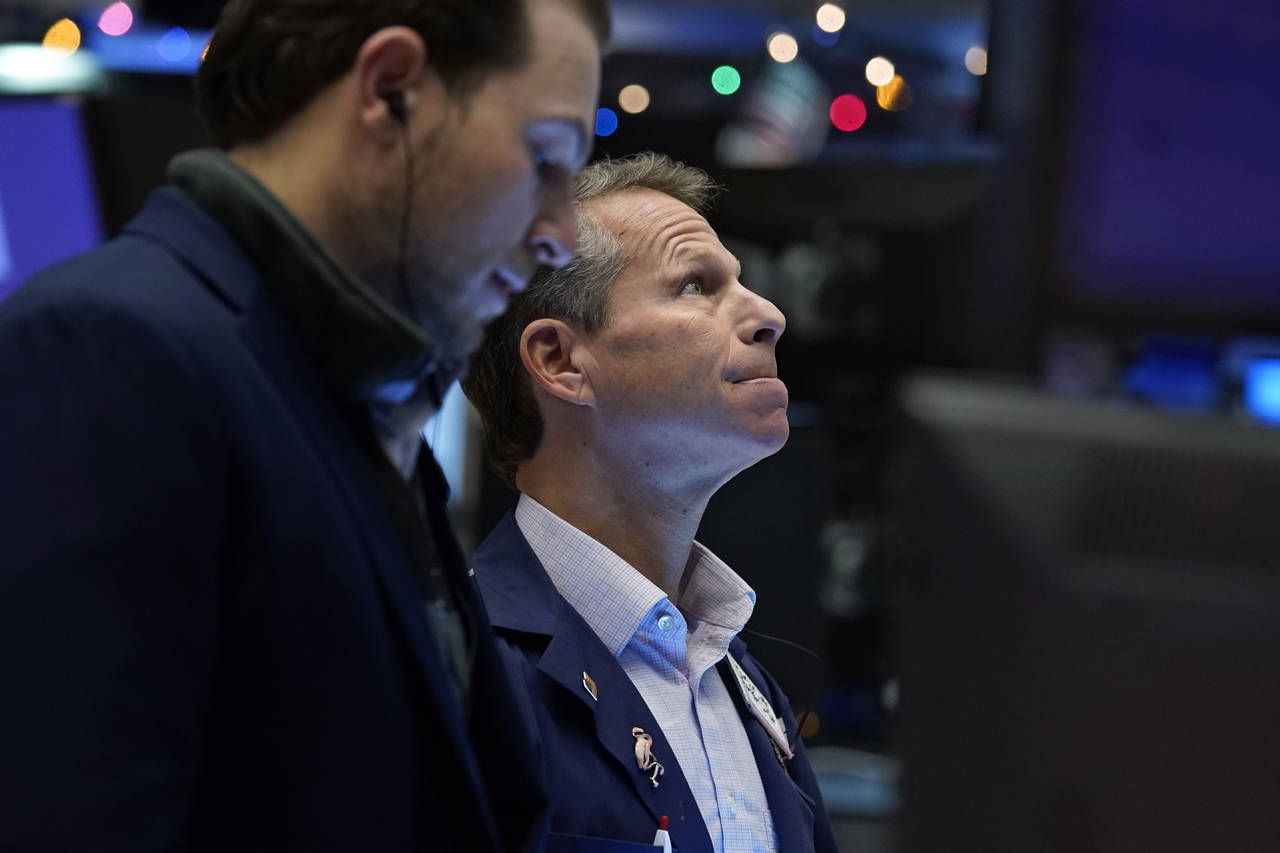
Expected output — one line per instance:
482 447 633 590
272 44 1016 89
631 727 665 788
582 671 598 701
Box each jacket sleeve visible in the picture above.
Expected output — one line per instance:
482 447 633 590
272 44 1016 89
0 291 226 852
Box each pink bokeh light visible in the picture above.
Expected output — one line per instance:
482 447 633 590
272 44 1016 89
98 2 134 37
829 94 868 132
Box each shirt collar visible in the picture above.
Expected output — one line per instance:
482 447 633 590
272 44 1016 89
514 494 756 659
679 540 757 633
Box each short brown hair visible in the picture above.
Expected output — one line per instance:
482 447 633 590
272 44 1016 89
195 0 610 149
462 152 720 486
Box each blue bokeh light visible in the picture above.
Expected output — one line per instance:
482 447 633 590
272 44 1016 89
595 107 619 137
1244 359 1280 424
156 27 191 62
812 23 840 47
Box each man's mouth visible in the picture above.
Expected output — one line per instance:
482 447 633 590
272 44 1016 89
729 368 780 383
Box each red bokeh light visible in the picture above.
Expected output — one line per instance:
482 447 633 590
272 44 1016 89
829 94 867 132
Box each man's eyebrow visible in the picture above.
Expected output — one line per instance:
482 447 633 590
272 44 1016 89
674 246 741 280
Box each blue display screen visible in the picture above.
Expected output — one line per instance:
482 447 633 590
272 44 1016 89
0 98 103 303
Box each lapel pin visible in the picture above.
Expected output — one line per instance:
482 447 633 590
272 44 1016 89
631 727 665 788
582 671 598 701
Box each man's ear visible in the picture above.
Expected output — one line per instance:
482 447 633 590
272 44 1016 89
351 26 444 141
520 319 595 407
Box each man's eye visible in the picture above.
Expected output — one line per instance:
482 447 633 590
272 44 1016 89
680 280 704 296
532 151 558 176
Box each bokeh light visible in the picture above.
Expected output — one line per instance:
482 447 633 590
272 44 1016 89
594 107 618 137
98 2 134 37
41 19 81 55
865 56 895 87
157 27 191 62
816 4 847 33
829 94 867 132
618 84 650 114
965 45 988 76
1244 359 1280 424
811 23 839 47
876 75 912 111
711 65 741 96
766 32 799 63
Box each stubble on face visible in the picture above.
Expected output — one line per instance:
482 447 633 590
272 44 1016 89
392 0 600 365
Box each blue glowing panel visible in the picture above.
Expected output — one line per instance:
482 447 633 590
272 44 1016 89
1244 359 1280 424
87 27 212 75
0 98 103 303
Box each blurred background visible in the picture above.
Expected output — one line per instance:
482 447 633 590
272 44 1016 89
3 0 1279 849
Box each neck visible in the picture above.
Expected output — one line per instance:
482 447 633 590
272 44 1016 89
229 141 333 245
518 438 716 601
226 86 398 294
517 422 737 594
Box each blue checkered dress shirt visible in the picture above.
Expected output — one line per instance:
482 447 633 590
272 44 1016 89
516 494 779 853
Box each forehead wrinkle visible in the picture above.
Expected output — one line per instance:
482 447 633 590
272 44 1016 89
589 189 713 270
661 219 718 272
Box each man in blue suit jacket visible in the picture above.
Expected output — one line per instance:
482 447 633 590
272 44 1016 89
0 0 607 850
463 153 840 853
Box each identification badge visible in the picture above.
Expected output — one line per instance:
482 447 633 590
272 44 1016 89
725 655 794 760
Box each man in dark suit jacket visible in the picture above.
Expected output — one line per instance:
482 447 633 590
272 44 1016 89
0 1 607 850
463 153 840 853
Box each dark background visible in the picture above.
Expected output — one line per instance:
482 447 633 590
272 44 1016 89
3 0 1279 848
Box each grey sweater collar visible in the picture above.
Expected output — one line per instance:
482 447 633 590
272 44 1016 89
167 148 458 406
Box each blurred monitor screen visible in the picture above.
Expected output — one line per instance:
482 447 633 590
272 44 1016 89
0 98 103 303
893 374 1280 851
1048 0 1280 324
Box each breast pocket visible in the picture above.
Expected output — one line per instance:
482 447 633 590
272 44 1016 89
547 831 675 852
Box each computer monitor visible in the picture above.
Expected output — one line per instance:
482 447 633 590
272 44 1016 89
977 0 1280 342
893 373 1280 851
0 97 104 303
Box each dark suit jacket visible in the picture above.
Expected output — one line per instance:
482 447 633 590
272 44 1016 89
471 512 840 853
0 189 545 852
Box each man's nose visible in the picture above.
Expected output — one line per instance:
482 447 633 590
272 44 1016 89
528 189 577 269
743 287 785 345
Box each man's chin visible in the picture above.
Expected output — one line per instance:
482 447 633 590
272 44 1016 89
726 419 791 471
760 422 790 456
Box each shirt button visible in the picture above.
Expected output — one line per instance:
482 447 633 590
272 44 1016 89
657 614 676 632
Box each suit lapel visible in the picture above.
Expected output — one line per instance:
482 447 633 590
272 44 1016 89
239 290 497 809
537 624 715 853
720 641 817 853
478 514 716 853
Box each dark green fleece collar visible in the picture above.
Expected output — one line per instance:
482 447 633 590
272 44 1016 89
167 148 448 405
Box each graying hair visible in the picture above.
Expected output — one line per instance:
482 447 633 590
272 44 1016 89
462 151 721 485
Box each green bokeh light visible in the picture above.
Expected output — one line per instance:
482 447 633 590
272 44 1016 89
710 65 741 95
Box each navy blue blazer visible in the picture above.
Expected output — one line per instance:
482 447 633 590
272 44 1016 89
471 512 840 853
0 189 545 852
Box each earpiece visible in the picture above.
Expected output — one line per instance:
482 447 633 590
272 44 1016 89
381 90 407 124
